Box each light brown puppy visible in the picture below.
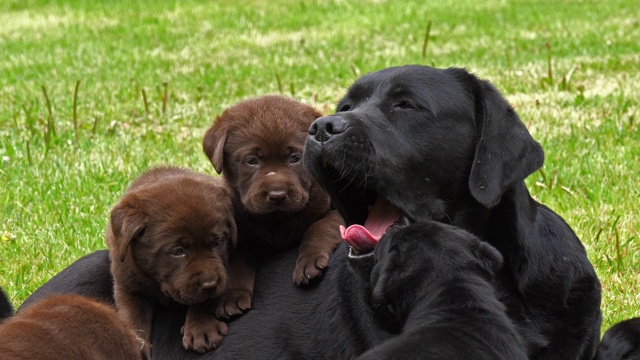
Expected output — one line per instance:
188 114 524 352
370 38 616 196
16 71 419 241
107 166 236 355
0 294 147 360
203 95 343 319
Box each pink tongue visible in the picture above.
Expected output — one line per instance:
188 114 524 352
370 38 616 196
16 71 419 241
340 197 401 253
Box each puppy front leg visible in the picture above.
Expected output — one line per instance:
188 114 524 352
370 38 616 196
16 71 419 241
215 251 255 320
114 287 154 359
294 209 344 286
182 303 228 353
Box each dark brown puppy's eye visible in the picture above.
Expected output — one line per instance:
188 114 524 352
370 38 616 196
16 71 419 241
169 247 185 257
245 157 259 167
289 154 302 164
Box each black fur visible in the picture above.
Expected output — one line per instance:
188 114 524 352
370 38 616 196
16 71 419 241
357 221 527 360
595 317 640 360
0 286 13 320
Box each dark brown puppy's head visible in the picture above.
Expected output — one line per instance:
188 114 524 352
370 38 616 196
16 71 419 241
203 95 323 214
0 294 148 360
109 168 236 305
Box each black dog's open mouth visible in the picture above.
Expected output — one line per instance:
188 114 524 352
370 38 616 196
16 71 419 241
321 163 410 255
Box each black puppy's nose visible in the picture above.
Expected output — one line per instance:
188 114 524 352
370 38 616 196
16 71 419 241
308 115 347 142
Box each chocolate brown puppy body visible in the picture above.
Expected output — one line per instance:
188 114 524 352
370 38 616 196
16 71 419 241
203 95 343 317
108 166 236 355
0 294 146 360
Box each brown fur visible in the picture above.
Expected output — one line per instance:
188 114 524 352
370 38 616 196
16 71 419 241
0 294 147 360
203 95 343 318
107 166 237 355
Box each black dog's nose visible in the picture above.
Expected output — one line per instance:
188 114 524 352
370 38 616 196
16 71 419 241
308 115 347 142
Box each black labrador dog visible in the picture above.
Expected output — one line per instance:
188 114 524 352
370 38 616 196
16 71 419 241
303 65 601 359
357 221 527 360
22 65 601 359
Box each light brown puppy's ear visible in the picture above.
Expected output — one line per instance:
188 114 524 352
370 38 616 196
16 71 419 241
203 119 228 175
110 194 146 263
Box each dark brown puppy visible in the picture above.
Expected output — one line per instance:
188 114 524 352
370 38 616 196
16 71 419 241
0 294 147 360
108 166 236 355
203 95 343 318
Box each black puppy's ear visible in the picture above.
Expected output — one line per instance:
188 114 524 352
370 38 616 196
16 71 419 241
475 240 504 274
110 194 147 263
203 119 228 175
469 81 544 208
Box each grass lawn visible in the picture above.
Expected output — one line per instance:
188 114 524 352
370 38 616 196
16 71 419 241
1 0 638 332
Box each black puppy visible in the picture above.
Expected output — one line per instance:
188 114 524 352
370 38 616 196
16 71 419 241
304 65 601 359
595 317 640 360
357 222 527 360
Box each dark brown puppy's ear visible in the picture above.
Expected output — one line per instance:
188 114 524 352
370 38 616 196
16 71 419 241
469 81 544 208
203 119 228 175
110 194 146 263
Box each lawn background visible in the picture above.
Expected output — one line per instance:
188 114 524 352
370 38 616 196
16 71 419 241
1 0 638 332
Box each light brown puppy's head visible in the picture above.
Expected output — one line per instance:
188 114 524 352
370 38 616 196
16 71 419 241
108 167 236 305
203 95 323 215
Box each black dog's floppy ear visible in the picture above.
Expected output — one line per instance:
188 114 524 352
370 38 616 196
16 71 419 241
469 81 544 208
110 194 147 263
203 119 228 175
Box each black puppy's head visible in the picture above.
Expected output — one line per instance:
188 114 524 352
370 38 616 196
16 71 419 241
369 221 503 330
304 65 543 251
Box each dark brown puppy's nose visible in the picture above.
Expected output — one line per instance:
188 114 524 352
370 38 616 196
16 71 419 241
308 115 347 142
200 280 218 291
267 190 287 203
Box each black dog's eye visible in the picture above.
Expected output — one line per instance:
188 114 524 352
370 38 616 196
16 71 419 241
169 247 186 257
289 153 302 164
394 100 413 110
245 156 259 167
338 104 351 112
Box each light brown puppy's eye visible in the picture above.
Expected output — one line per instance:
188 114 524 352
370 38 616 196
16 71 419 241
289 154 302 164
169 247 185 257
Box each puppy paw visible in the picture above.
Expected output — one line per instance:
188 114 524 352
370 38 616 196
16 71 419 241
214 289 253 320
293 253 329 286
181 315 228 354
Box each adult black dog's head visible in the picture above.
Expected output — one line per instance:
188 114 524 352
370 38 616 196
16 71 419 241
370 221 503 330
304 65 544 250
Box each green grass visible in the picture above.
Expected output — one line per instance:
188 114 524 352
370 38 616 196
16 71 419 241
1 0 638 331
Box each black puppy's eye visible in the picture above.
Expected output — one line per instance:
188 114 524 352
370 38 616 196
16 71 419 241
338 104 351 112
169 247 185 257
289 153 302 164
394 100 413 109
245 157 259 167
